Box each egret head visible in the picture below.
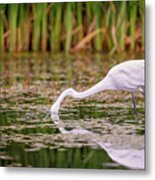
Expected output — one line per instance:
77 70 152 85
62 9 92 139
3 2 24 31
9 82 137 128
50 88 76 114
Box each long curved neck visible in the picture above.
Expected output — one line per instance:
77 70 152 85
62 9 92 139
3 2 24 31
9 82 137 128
51 76 114 113
73 76 114 99
52 89 72 111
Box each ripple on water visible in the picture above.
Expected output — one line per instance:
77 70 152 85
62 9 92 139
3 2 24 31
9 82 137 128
0 54 144 169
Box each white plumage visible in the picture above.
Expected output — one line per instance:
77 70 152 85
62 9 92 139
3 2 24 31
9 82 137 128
51 60 144 114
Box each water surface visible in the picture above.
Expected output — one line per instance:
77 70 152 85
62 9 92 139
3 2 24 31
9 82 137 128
0 53 144 169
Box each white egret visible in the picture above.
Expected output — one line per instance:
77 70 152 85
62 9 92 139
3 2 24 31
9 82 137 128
51 60 144 114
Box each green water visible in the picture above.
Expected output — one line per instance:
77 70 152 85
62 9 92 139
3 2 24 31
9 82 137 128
0 53 144 169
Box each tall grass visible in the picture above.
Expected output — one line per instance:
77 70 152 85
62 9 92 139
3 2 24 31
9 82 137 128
129 1 137 50
65 3 73 52
32 4 42 51
9 4 18 52
0 4 6 52
41 3 47 51
117 1 126 51
92 2 103 51
0 1 144 53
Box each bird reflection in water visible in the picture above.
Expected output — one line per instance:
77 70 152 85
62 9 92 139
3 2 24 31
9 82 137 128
50 113 144 170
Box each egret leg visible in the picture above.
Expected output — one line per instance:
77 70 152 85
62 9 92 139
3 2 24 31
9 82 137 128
131 93 137 115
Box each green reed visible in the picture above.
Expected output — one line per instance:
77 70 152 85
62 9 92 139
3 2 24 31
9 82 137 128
0 4 6 52
17 4 24 51
0 1 144 53
33 4 42 51
117 1 126 51
9 4 18 52
49 3 62 52
41 3 47 51
76 2 83 41
129 1 137 50
65 3 73 52
20 4 30 51
139 0 145 49
92 2 103 51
